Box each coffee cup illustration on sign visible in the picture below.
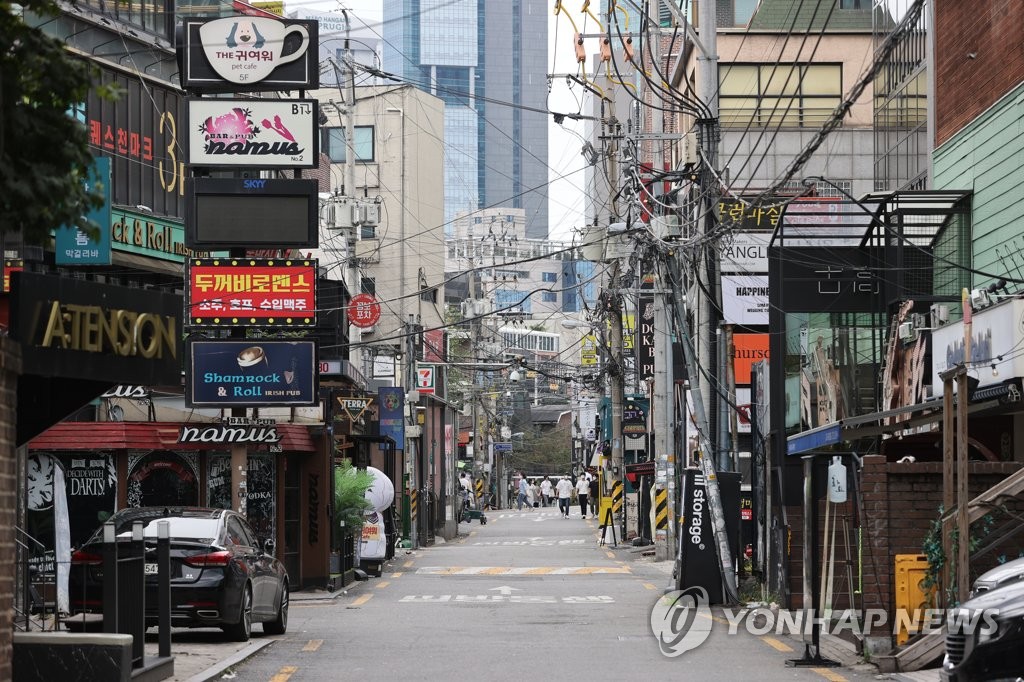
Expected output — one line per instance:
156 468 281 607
236 346 267 369
199 17 309 85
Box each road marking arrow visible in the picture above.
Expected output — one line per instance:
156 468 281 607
488 585 521 596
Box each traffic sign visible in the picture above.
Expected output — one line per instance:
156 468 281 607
494 442 512 453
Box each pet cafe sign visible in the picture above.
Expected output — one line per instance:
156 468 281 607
180 16 319 92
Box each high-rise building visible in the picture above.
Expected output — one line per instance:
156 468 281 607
383 1 549 238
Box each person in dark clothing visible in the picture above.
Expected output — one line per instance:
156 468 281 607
589 475 599 516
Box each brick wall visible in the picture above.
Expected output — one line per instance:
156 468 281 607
935 0 1024 146
859 455 1024 639
0 338 22 682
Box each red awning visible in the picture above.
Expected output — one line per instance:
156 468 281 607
29 422 317 453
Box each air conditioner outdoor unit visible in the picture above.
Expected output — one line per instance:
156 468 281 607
897 321 915 342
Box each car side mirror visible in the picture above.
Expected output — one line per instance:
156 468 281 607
264 538 276 556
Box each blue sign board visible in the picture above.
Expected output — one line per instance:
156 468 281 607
55 156 112 265
493 442 512 453
378 387 405 451
786 424 841 456
186 339 318 407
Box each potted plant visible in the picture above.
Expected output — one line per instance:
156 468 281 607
333 459 373 585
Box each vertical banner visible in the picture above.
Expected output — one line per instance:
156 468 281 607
378 387 405 450
55 156 112 265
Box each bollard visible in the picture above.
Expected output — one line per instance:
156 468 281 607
102 521 118 634
157 520 171 659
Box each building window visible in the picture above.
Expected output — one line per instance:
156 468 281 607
719 64 842 128
541 292 557 303
360 224 376 240
839 0 867 8
361 277 376 296
324 126 375 163
542 272 558 283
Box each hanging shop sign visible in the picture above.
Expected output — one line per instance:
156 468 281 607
186 339 318 407
721 274 769 325
87 67 186 218
3 260 23 293
180 16 319 92
186 98 319 168
637 295 655 382
178 423 282 444
347 293 381 328
717 197 782 232
720 231 770 274
335 393 374 421
54 156 112 265
9 272 182 384
377 387 405 450
185 178 318 250
416 363 436 395
187 258 316 326
622 403 647 436
732 334 770 385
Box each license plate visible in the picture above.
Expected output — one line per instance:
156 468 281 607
144 563 158 575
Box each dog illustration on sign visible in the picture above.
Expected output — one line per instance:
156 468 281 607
225 21 266 49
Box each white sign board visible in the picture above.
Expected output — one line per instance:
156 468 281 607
931 297 1024 391
720 232 770 273
187 99 319 168
722 274 769 325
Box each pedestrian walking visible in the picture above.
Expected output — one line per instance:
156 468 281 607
588 474 599 516
555 476 573 518
529 480 540 508
517 474 530 511
576 474 590 519
540 476 553 507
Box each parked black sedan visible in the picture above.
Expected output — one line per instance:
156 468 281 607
68 507 288 641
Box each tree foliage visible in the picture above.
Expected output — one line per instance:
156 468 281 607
1 0 107 242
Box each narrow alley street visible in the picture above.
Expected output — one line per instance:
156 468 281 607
223 510 875 681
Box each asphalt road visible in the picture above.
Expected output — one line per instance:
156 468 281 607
221 507 876 681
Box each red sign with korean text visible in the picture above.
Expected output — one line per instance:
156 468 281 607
348 293 381 329
187 258 316 326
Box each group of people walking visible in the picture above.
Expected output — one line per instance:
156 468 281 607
516 472 597 519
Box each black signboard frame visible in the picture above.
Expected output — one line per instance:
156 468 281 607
186 338 319 407
178 18 319 93
185 178 319 250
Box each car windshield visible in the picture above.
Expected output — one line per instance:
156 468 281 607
113 517 220 543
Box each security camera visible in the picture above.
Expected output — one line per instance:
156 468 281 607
509 369 522 382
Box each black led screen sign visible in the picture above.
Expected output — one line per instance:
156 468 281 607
185 178 318 250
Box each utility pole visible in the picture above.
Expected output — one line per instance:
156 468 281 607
608 268 626 541
656 0 738 602
341 10 361 345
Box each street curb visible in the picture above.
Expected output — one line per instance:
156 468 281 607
185 638 276 682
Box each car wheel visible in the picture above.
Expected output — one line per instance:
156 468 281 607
263 583 288 635
224 585 253 642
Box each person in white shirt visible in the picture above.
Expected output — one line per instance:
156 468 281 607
575 474 591 519
555 476 574 518
540 476 553 507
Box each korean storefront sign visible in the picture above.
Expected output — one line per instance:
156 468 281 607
55 156 112 265
187 258 317 326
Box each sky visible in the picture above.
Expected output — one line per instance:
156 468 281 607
286 0 587 242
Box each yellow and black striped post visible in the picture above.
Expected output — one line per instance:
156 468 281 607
410 487 419 521
611 480 624 514
475 477 483 503
655 487 669 530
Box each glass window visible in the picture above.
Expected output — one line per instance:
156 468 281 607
227 517 251 547
542 272 558 283
324 126 375 163
542 292 557 303
720 64 842 128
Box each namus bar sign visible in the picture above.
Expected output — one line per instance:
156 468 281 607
187 258 316 326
